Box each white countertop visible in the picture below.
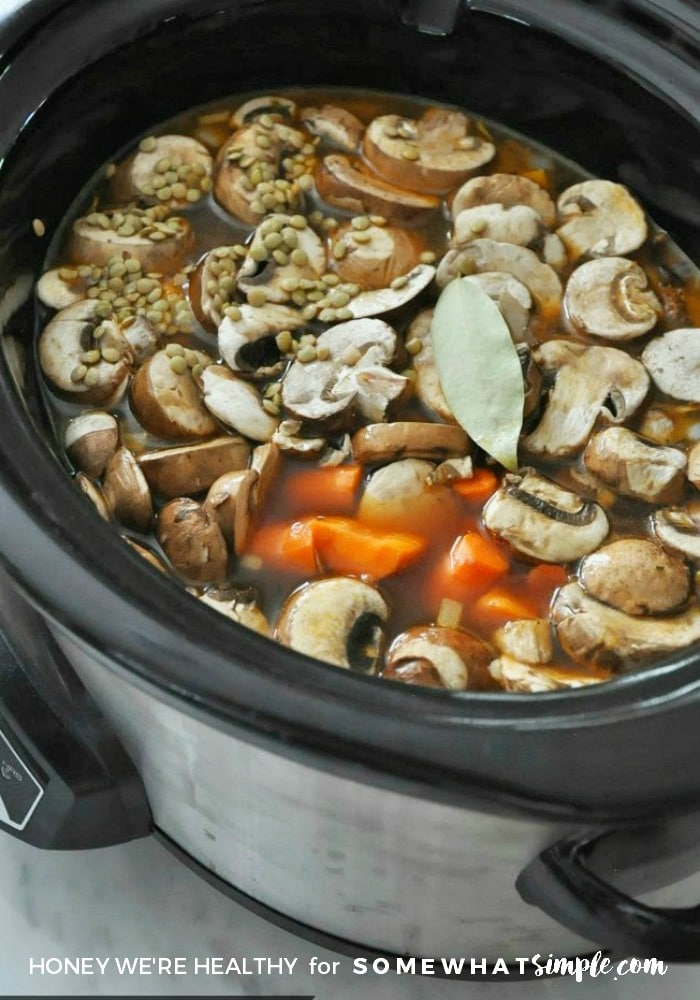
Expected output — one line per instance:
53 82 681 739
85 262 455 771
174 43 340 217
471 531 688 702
1 831 699 998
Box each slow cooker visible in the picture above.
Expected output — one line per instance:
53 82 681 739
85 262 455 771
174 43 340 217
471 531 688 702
1 0 700 971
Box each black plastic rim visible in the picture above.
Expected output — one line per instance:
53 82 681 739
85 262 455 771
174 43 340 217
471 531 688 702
0 0 699 822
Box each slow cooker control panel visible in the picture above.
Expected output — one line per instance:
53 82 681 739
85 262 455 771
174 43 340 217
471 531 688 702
0 566 151 849
0 722 43 831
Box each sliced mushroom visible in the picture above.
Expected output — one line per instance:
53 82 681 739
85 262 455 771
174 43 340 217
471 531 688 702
451 172 556 228
556 179 647 260
329 221 423 290
552 581 700 669
157 497 228 584
124 538 169 574
564 257 661 340
102 447 153 532
250 440 281 507
518 344 543 419
189 246 242 330
583 426 686 504
37 267 85 310
352 422 468 464
113 134 213 208
200 584 271 636
489 656 603 692
318 434 353 467
275 576 389 671
70 209 193 273
120 315 159 366
540 233 568 272
362 108 495 195
218 303 305 374
403 308 451 422
653 505 700 561
130 348 216 440
688 441 700 489
642 328 700 402
315 154 440 224
230 95 297 128
452 204 544 248
300 105 364 151
426 455 474 486
436 239 562 317
200 366 279 441
483 469 609 562
358 457 463 535
493 618 553 664
38 300 130 405
280 318 398 426
579 538 690 615
523 341 650 458
385 625 495 691
137 435 250 498
214 121 307 224
379 659 446 688
271 425 327 458
343 264 436 320
337 364 409 422
204 469 259 554
75 472 111 520
64 410 119 477
237 214 326 304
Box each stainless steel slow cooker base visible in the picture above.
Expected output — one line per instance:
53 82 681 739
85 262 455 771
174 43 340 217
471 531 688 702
57 627 700 962
58 628 594 959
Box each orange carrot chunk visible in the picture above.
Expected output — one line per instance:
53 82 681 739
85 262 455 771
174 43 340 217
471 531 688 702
452 468 500 504
474 585 538 624
247 519 318 575
310 516 427 580
285 464 363 516
448 531 510 589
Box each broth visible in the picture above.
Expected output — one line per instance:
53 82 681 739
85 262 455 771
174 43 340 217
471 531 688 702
34 87 700 694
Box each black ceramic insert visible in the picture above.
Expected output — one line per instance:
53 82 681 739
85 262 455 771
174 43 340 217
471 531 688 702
0 0 698 823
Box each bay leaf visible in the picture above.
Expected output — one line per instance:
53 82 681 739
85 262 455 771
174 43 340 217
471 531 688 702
430 277 524 471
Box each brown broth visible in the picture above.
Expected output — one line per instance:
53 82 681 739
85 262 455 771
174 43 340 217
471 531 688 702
35 87 700 693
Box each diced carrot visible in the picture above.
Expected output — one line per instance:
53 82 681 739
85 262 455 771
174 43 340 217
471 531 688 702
474 585 538 625
527 564 569 615
247 519 318 575
309 516 427 581
452 468 500 504
424 530 510 612
285 464 362 516
522 168 551 190
448 531 510 589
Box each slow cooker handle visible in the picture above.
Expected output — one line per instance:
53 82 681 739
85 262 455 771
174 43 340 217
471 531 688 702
0 563 151 849
517 828 700 962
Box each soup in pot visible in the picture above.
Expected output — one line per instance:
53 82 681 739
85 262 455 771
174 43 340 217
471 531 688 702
34 89 700 694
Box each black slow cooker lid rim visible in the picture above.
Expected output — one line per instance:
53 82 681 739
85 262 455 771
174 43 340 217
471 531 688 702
1 0 700 817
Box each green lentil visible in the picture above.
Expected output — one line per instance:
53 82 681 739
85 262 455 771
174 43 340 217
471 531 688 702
406 338 422 356
296 345 317 363
101 347 123 363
